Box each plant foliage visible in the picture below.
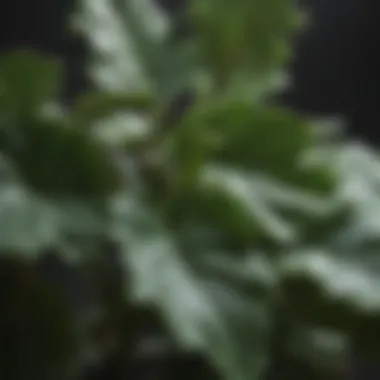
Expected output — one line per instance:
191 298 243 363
1 0 380 379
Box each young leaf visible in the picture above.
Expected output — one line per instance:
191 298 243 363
0 50 62 118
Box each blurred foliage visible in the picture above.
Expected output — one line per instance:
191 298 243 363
0 254 78 380
1 0 380 380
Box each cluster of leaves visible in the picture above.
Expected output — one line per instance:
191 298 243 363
2 0 380 379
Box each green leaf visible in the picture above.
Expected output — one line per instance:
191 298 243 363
0 182 108 255
111 195 273 380
280 250 380 353
174 101 315 182
0 183 60 253
199 166 336 244
76 0 202 103
330 145 380 246
72 91 155 128
6 119 121 199
191 0 303 87
0 50 62 118
75 0 168 94
305 144 380 249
